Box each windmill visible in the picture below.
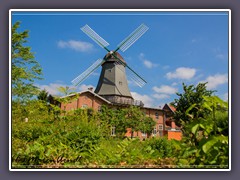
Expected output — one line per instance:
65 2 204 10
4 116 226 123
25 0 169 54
71 24 149 106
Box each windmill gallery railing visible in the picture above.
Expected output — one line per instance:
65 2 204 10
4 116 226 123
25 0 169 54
104 96 144 107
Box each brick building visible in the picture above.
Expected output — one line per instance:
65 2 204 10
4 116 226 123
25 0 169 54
60 89 182 140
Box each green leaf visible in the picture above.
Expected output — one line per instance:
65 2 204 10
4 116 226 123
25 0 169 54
202 102 213 111
191 124 200 135
202 137 218 153
186 103 197 115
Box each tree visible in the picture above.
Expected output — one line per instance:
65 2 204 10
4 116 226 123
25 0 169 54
124 106 155 138
171 83 229 167
97 106 126 138
172 82 214 128
54 86 78 116
57 86 75 96
12 21 43 102
37 89 49 102
140 116 156 137
176 95 229 167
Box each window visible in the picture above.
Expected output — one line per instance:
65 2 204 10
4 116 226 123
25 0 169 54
98 106 102 112
152 127 157 136
111 126 116 136
159 124 163 131
159 124 163 137
155 112 159 119
81 104 88 109
141 131 147 137
119 81 122 85
108 69 112 73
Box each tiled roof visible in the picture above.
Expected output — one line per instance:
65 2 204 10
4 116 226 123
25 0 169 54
169 105 176 112
163 104 176 113
60 90 112 104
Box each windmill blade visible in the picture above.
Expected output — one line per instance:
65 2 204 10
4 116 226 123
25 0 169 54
71 58 104 86
114 60 146 87
81 24 110 50
116 24 149 52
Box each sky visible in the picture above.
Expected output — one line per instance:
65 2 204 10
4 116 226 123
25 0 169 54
11 10 230 108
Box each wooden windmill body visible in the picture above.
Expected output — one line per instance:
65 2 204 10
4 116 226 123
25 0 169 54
94 52 133 104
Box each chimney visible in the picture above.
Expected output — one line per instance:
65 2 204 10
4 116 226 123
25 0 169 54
88 87 93 91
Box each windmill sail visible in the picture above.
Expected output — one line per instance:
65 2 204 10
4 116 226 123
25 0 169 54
81 25 110 50
71 58 104 86
114 60 146 87
116 24 149 52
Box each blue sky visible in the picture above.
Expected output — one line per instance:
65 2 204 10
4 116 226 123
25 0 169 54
12 10 229 108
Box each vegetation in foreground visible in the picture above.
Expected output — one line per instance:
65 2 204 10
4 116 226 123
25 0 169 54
11 93 229 169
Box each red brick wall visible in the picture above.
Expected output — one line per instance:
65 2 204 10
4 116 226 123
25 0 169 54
143 109 164 124
61 98 78 111
61 92 106 111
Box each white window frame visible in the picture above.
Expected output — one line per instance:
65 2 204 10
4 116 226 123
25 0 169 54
98 105 102 112
159 124 163 131
111 126 116 136
159 124 163 137
141 131 147 137
152 127 157 136
81 104 88 109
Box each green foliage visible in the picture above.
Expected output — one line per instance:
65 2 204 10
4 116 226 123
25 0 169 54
12 104 174 168
12 100 55 122
172 82 214 128
12 21 43 102
174 91 229 168
98 105 156 138
140 116 156 135
37 89 49 102
12 81 228 168
12 111 104 168
145 137 177 158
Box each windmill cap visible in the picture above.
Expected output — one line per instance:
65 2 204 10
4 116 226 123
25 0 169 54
103 51 126 64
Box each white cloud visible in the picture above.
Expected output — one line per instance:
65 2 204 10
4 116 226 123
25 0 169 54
191 38 197 43
152 94 170 100
166 67 196 80
143 60 155 69
37 83 75 95
171 82 178 86
57 40 94 52
78 84 95 91
139 53 158 69
139 53 145 59
213 47 227 60
37 83 95 96
131 92 154 107
216 54 225 60
223 93 228 101
152 85 178 95
202 74 228 90
163 65 170 70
